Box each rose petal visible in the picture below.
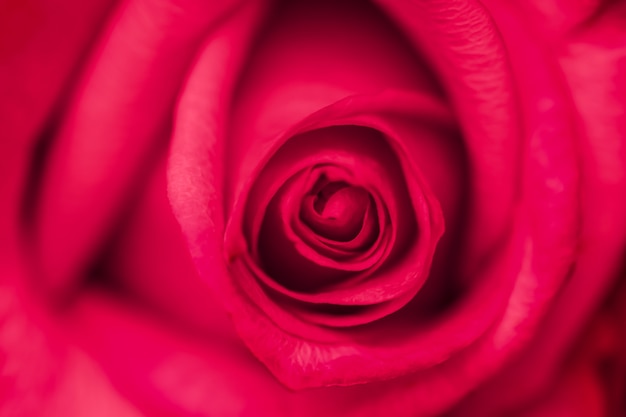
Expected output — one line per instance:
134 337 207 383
31 0 245 297
225 0 444 218
0 0 116 268
447 2 626 414
63 290 286 417
374 0 523 277
105 154 234 336
300 183 373 243
0 250 143 417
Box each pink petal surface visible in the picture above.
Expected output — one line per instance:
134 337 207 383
444 1 626 414
0 259 143 417
374 0 523 278
31 0 246 296
0 0 142 412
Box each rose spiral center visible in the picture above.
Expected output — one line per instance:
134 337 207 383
301 178 374 242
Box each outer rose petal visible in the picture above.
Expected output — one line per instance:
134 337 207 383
63 290 287 417
512 285 626 417
29 0 247 297
0 254 142 417
511 0 618 39
1 0 270 415
1 0 139 415
445 1 626 415
0 0 116 258
105 154 236 336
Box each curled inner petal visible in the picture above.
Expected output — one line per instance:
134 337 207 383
302 179 374 242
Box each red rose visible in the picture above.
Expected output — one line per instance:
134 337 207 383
2 0 626 416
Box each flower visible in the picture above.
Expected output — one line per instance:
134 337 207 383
2 0 626 416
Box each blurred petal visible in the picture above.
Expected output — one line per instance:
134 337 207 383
0 0 116 259
512 293 626 417
1 1 139 413
0 254 141 417
64 289 287 417
31 0 245 297
446 2 626 415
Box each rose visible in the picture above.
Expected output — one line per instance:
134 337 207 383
2 0 626 416
2 0 620 414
